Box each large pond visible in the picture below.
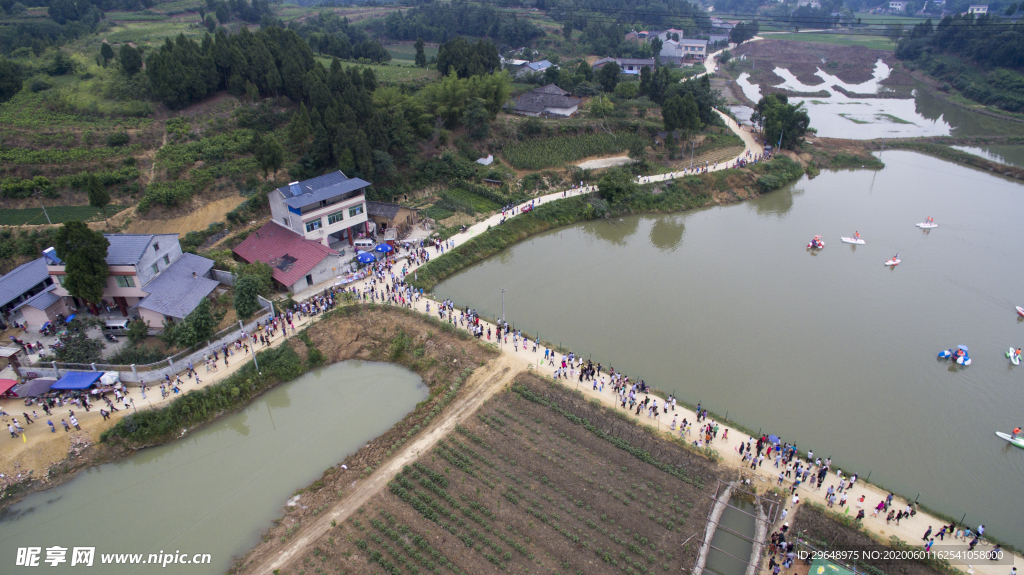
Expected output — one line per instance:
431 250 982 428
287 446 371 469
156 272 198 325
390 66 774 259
736 63 1024 139
436 151 1024 546
0 361 427 573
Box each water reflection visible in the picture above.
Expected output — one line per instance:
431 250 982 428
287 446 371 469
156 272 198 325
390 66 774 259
952 145 1024 168
649 216 686 252
582 216 639 246
227 411 251 436
751 184 799 218
0 362 427 575
913 84 1024 137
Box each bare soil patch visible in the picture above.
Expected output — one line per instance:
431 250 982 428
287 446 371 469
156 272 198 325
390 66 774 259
245 373 723 575
733 40 897 85
128 194 246 234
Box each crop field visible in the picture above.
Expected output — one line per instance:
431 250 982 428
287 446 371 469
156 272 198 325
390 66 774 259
0 205 129 226
765 32 896 51
314 58 441 83
286 374 719 575
387 44 439 61
503 133 648 170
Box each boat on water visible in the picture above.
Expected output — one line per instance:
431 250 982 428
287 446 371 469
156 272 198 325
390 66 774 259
885 259 900 266
996 432 1024 449
939 345 971 365
807 235 824 249
841 237 865 245
1009 347 1021 366
916 222 937 229
1016 306 1024 317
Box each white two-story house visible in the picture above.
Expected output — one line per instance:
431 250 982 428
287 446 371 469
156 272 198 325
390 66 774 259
268 171 372 249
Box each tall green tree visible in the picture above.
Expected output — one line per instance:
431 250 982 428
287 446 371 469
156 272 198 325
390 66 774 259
255 136 285 182
100 43 115 66
53 221 110 306
414 38 427 68
119 45 142 75
662 93 702 138
755 94 810 149
175 297 216 348
461 97 492 140
234 274 263 319
597 61 621 92
86 175 111 220
597 167 638 203
0 56 22 104
288 102 312 149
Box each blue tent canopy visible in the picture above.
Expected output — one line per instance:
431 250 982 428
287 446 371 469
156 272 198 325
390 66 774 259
51 371 103 390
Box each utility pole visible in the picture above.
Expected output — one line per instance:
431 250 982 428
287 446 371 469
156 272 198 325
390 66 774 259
34 191 51 225
689 141 696 169
501 288 506 323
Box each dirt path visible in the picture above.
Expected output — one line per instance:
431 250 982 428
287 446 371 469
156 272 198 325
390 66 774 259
577 155 634 169
247 353 525 575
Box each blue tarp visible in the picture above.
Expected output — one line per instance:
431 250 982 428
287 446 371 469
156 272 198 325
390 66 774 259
50 371 103 390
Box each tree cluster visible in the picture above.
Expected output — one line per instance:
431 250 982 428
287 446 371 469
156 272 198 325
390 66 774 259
436 37 499 78
547 0 709 32
205 0 273 25
896 14 1024 111
288 11 390 63
375 1 544 47
730 20 760 44
753 94 810 150
145 26 314 109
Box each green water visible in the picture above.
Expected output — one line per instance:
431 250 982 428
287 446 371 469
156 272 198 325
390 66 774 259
436 151 1024 547
0 361 427 573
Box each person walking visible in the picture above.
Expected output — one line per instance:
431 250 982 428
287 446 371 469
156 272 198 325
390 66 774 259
61 419 70 432
70 414 80 430
922 526 932 541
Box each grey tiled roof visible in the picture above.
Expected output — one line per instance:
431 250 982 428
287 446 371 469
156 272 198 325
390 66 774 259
275 171 373 209
507 84 581 113
12 285 60 312
534 84 569 96
366 201 402 220
0 258 49 308
102 234 180 265
136 253 218 319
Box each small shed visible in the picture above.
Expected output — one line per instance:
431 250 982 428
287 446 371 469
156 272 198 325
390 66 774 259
13 285 70 330
0 379 17 397
366 202 420 235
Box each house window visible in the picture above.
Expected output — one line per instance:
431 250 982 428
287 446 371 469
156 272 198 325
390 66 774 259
305 219 322 233
282 217 289 227
162 254 170 266
153 242 160 251
349 204 364 218
152 263 160 275
56 275 66 286
327 210 345 225
115 276 136 288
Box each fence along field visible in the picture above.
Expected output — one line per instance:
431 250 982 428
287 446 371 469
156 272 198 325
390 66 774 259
502 133 648 170
277 375 721 575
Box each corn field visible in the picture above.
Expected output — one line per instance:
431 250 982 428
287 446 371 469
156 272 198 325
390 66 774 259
503 133 648 170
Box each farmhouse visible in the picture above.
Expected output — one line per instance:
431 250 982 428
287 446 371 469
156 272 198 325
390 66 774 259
507 84 582 117
592 57 656 74
233 221 344 294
